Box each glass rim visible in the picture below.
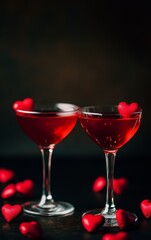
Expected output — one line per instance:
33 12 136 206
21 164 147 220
80 105 142 115
15 103 80 115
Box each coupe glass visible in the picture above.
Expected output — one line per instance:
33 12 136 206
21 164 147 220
79 105 142 227
15 103 79 216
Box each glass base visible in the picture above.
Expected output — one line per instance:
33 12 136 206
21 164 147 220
23 201 75 217
83 208 138 228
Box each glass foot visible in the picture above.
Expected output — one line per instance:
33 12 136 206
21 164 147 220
83 208 138 228
23 201 75 216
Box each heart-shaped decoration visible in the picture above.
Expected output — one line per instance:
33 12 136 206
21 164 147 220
93 176 106 192
1 183 16 199
0 168 15 183
19 221 42 239
113 178 128 195
102 232 128 240
1 204 22 223
118 101 138 118
116 209 136 230
16 179 34 196
140 199 151 218
13 98 34 111
82 213 105 232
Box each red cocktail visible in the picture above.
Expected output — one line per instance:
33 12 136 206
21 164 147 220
80 113 141 152
79 104 142 227
14 101 79 216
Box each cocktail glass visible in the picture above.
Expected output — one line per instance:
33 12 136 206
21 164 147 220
15 102 79 216
79 105 142 227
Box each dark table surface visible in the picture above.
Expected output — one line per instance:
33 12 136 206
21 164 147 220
0 153 151 240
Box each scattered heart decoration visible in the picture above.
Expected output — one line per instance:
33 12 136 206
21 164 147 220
16 179 34 196
102 232 128 240
1 183 16 199
113 178 128 195
93 176 106 192
140 199 151 218
82 213 105 232
0 168 15 183
1 203 22 223
19 221 42 239
13 98 34 111
118 101 138 118
116 209 136 230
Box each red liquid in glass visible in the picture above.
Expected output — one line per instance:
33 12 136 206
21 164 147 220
16 112 78 148
79 114 141 151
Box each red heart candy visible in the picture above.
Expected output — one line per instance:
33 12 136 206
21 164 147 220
118 101 138 118
19 221 42 239
0 168 15 183
16 179 34 196
116 209 136 230
1 183 16 199
1 203 22 223
93 176 106 192
113 178 128 195
82 213 105 232
13 98 34 111
140 199 151 218
102 232 128 240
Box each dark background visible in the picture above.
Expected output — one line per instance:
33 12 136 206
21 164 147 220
0 0 150 158
0 1 151 239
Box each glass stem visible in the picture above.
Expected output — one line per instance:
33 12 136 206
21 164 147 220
102 151 117 216
38 145 55 208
